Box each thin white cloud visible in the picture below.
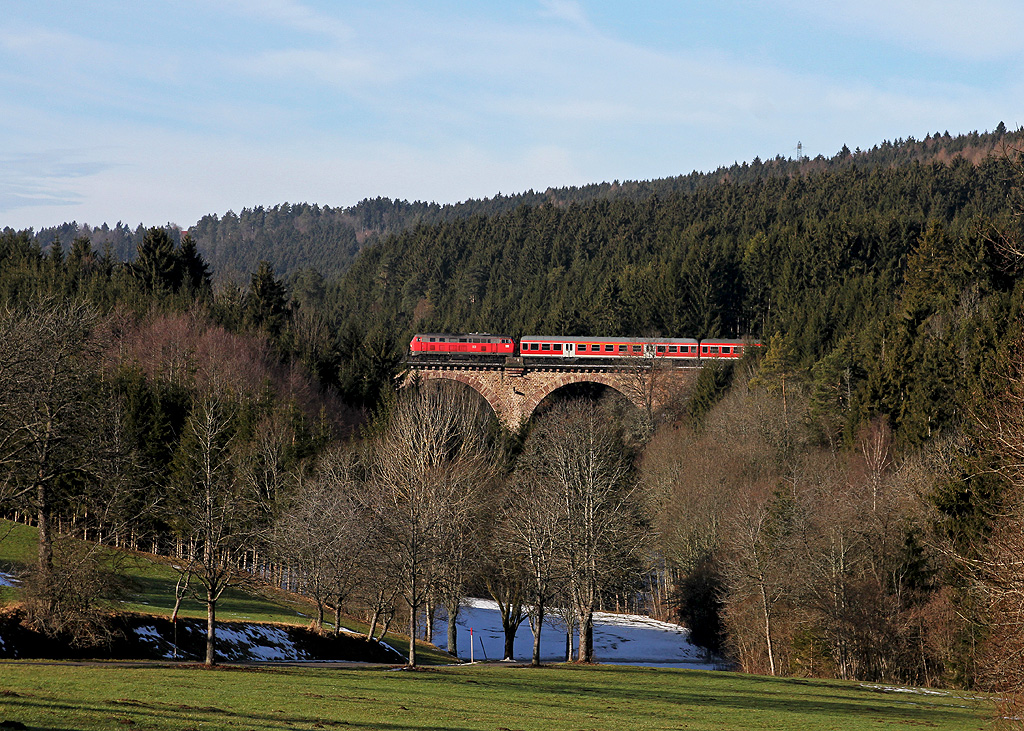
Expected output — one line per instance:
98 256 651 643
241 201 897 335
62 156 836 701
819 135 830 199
538 0 593 31
234 48 388 88
773 0 1024 61
211 0 354 42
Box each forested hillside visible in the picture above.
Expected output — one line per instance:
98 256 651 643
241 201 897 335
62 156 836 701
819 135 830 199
27 125 1023 281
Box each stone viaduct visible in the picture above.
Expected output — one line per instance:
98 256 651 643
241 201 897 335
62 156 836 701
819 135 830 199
405 360 701 431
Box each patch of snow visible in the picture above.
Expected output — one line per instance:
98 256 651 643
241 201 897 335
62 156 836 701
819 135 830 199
378 641 402 659
432 598 720 669
135 625 162 640
217 624 303 661
862 684 951 696
613 661 727 670
0 572 20 587
133 625 179 659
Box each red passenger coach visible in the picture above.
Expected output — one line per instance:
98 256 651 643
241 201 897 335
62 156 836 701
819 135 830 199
652 338 700 360
519 335 646 358
699 339 752 359
409 333 515 357
519 336 701 361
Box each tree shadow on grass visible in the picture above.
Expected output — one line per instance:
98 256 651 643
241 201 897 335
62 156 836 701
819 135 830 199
1 693 481 731
470 666 986 728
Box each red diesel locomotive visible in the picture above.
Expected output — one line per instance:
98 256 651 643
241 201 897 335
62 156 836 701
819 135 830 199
409 333 516 356
408 333 755 361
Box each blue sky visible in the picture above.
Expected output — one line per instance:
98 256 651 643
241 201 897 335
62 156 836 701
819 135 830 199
2 0 1023 231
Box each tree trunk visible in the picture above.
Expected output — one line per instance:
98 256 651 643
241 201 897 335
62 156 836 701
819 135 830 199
503 622 517 662
334 603 342 637
407 602 417 667
760 583 776 676
206 589 217 666
531 603 544 667
375 611 393 643
367 607 380 642
36 484 53 577
578 610 594 663
446 601 459 658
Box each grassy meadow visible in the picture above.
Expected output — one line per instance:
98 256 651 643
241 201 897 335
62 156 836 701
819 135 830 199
0 661 992 731
0 519 325 625
0 519 450 665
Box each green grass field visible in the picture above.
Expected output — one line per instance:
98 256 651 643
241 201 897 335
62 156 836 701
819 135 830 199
0 519 329 625
0 662 992 731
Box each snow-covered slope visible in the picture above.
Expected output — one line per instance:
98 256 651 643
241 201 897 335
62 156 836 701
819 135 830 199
432 598 721 669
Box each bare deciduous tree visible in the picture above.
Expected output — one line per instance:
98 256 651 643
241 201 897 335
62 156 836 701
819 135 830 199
276 449 373 634
0 301 150 642
1 302 101 583
363 383 496 667
482 550 528 662
169 393 268 666
968 356 1024 717
525 400 644 663
720 482 795 676
495 471 563 666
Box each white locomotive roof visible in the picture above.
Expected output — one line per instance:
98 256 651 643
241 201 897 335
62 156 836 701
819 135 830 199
413 332 511 339
521 335 699 344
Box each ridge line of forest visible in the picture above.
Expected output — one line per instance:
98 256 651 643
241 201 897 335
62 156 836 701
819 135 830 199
16 123 1023 281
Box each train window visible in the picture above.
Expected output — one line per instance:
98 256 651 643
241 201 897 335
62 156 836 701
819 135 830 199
657 345 666 353
542 343 550 351
459 338 468 343
554 344 562 352
710 346 719 353
722 346 731 354
578 344 587 352
632 345 641 353
604 344 614 352
429 337 435 342
618 344 626 352
668 346 677 353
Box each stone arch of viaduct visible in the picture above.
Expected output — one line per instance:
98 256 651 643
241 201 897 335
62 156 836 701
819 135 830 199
406 365 699 431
